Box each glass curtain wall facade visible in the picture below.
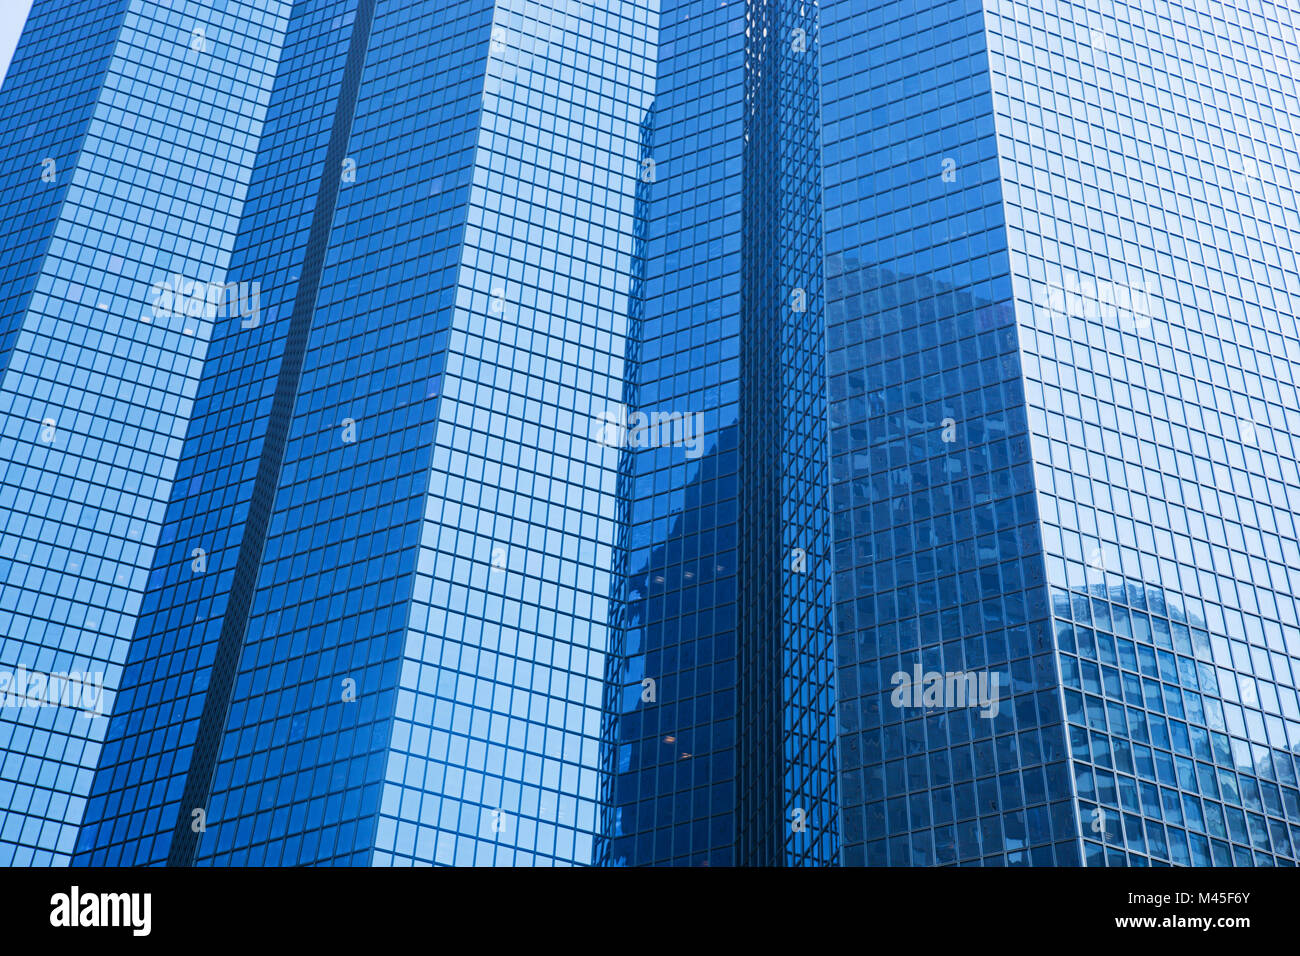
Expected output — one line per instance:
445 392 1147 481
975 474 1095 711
594 0 838 867
987 0 1300 865
821 0 1075 866
596 0 749 868
822 0 1300 867
0 0 290 866
72 0 654 865
1 0 1298 868
373 0 654 867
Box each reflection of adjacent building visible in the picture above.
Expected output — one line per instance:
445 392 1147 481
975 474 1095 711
9 0 1296 871
824 250 1075 866
1053 581 1300 865
595 0 837 867
598 424 741 867
824 243 1300 866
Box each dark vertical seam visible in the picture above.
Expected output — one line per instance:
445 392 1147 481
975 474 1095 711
167 0 380 867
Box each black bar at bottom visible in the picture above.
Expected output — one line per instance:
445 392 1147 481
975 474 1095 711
0 865 1282 943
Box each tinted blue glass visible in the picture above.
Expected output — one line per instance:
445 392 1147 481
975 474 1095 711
774 0 839 868
985 0 1300 865
821 0 1076 866
595 0 748 870
595 0 837 868
73 0 374 866
0 0 291 865
0 0 1291 869
373 0 654 867
72 0 655 867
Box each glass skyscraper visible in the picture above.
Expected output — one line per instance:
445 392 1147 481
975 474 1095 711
68 0 655 866
0 0 292 865
822 0 1300 867
0 0 1296 868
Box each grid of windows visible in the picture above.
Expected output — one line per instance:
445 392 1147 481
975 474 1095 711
377 0 655 867
0 0 124 383
987 0 1300 864
774 0 839 867
1057 584 1300 864
191 0 476 866
597 0 837 868
597 0 747 867
738 0 788 863
822 0 1077 866
75 0 655 867
0 0 289 865
0 0 129 867
73 0 365 865
7 0 1296 869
